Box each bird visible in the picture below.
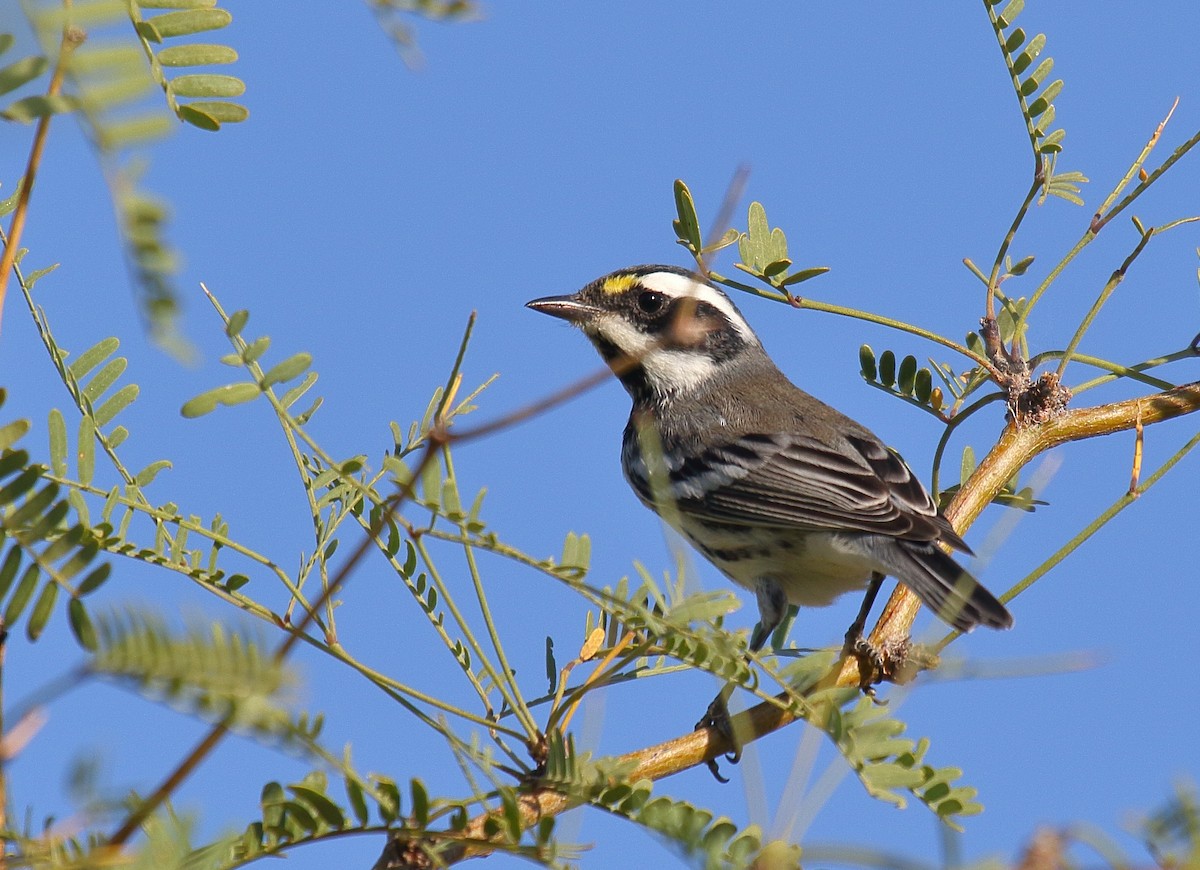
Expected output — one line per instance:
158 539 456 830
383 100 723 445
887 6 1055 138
526 264 1012 715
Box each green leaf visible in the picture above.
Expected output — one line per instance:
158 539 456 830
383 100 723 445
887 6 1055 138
0 93 77 122
261 781 285 831
739 201 789 273
94 384 139 426
960 445 976 483
1025 57 1054 90
419 455 441 508
284 799 317 834
0 419 29 451
501 789 521 842
371 776 401 824
878 350 896 388
41 524 85 564
139 0 221 7
411 779 429 827
102 112 174 149
1028 79 1062 119
69 337 120 380
169 73 245 98
22 262 59 288
77 563 112 595
261 353 313 388
859 345 877 380
181 382 262 417
77 416 96 486
0 466 39 506
672 179 702 252
290 785 346 830
0 183 22 217
860 762 925 790
0 548 22 600
779 266 829 286
0 55 49 97
700 228 739 255
156 43 238 66
241 336 270 363
763 258 791 279
69 598 98 650
135 459 172 487
345 778 369 827
897 355 917 396
145 9 232 38
82 357 129 403
48 409 68 476
226 309 249 337
26 579 59 641
5 564 40 624
180 99 249 125
9 482 59 528
914 368 932 404
1009 254 1035 275
996 0 1024 28
1013 33 1045 76
68 43 144 76
1039 128 1066 153
177 102 219 130
279 371 318 409
28 499 69 540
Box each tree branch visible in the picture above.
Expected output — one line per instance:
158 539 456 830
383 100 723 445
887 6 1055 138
386 379 1200 867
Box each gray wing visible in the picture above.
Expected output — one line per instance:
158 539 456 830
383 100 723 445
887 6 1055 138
636 431 968 550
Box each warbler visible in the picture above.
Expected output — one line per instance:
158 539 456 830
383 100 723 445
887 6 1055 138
527 265 1012 664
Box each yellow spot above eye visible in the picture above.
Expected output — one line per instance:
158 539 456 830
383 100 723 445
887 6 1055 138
601 274 640 295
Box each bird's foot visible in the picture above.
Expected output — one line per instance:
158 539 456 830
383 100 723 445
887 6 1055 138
842 627 939 695
694 686 739 783
847 634 887 698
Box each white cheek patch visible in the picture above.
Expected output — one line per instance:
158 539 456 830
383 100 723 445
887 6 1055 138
641 348 719 395
592 314 655 356
637 271 759 346
592 313 719 395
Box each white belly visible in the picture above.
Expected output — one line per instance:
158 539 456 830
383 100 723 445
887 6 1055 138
674 516 880 608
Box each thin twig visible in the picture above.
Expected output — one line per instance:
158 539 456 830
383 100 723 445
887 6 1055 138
105 440 444 848
0 24 84 335
1091 97 1180 234
986 174 1043 327
413 377 1200 863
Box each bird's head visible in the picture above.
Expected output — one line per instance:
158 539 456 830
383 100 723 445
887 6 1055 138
526 265 762 402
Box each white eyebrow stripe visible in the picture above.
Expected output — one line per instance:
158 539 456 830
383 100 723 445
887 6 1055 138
637 271 759 345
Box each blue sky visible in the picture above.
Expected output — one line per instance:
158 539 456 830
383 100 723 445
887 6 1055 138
3 3 1199 867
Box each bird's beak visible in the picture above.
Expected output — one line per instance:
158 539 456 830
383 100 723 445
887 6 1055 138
525 295 600 324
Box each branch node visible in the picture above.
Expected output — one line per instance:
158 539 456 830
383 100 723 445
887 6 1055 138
979 315 1004 361
1012 371 1073 426
375 833 434 870
979 315 1072 425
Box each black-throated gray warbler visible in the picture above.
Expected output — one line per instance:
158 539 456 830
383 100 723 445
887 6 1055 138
527 265 1012 664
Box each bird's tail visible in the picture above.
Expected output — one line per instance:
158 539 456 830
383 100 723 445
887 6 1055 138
888 540 1013 632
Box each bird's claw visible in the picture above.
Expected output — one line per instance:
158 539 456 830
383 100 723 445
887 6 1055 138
843 625 889 696
842 626 937 696
695 692 740 782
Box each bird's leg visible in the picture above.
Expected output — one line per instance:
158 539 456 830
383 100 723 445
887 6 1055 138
844 572 886 692
695 682 736 783
696 579 787 781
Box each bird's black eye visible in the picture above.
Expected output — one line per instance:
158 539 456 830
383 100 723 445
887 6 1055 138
637 290 667 314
